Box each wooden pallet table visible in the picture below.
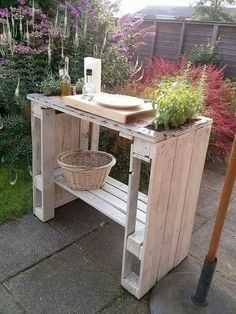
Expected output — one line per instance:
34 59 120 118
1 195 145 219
28 93 212 299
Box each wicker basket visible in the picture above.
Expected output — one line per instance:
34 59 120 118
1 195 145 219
57 150 116 190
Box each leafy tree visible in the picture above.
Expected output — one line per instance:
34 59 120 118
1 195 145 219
192 0 236 22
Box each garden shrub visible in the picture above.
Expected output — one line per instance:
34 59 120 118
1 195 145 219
189 43 222 67
143 58 236 160
0 0 150 170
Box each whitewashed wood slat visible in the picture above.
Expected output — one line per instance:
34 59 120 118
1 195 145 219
70 116 80 150
174 125 212 266
40 108 56 221
136 137 178 299
157 131 196 280
102 183 147 213
55 114 64 201
80 120 90 150
122 146 142 280
107 177 148 205
127 228 145 258
121 272 139 296
90 188 146 224
55 174 144 230
90 123 100 150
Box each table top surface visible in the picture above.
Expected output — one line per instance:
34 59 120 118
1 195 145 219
28 93 213 143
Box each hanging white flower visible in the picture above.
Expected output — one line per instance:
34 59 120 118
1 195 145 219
0 114 3 130
10 7 15 37
26 20 30 47
19 8 23 38
15 76 20 97
48 34 51 65
54 6 59 31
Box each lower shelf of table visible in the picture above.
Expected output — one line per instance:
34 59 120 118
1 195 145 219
55 172 147 231
34 169 147 259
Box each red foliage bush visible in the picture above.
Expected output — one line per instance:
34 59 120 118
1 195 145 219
143 58 236 160
143 57 187 84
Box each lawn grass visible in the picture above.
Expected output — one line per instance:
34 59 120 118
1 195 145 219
0 166 32 224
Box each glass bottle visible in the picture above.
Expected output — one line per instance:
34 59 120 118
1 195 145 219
82 69 95 97
61 57 71 96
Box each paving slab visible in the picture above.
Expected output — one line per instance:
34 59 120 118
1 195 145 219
0 284 24 314
0 215 69 282
49 199 109 241
100 293 150 314
193 213 208 233
5 244 122 314
79 221 124 279
190 220 236 284
201 168 236 198
196 185 220 219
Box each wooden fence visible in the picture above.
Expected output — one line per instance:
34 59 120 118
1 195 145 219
139 19 236 77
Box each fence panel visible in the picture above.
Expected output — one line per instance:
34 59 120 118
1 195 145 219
138 19 236 77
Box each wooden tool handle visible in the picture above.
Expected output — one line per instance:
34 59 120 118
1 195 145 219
207 135 236 262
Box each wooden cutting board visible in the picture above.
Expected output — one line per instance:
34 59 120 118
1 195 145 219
63 94 154 124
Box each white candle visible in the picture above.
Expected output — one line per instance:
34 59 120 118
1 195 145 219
84 57 101 94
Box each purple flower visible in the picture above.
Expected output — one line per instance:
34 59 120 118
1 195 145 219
118 14 133 27
108 32 123 43
72 24 80 32
67 3 82 19
118 47 129 54
131 19 143 30
0 8 10 18
17 0 27 5
81 0 89 6
15 44 33 54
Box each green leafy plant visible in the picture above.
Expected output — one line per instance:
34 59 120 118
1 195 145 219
40 73 61 96
189 43 222 66
151 73 205 129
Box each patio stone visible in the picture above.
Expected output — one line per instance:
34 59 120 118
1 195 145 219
79 220 125 279
49 199 109 241
196 185 220 219
190 220 236 284
0 284 24 314
0 215 69 282
5 244 122 314
201 168 236 198
193 213 208 233
100 293 149 313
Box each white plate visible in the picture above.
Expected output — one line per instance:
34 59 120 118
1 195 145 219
93 94 144 109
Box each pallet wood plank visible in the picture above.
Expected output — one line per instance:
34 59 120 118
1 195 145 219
157 131 196 279
40 108 56 221
107 177 148 204
136 137 178 299
174 125 211 266
122 146 142 279
127 228 145 258
102 183 147 213
80 120 90 149
90 189 146 224
91 123 100 150
70 116 80 150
